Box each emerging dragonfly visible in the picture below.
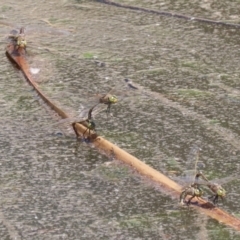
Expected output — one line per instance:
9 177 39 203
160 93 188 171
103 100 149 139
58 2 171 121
8 27 27 49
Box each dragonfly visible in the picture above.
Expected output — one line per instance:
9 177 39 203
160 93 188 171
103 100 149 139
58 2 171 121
8 27 27 50
95 92 118 114
179 182 203 206
54 78 142 124
2 22 73 55
54 102 102 140
54 89 122 139
3 24 74 83
193 171 235 205
53 91 120 140
72 104 97 140
179 170 237 206
84 79 143 115
53 78 145 140
85 78 152 118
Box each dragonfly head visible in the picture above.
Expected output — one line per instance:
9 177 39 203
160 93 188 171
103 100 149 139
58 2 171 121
217 187 226 197
17 36 27 48
87 120 96 130
194 187 203 197
108 95 118 104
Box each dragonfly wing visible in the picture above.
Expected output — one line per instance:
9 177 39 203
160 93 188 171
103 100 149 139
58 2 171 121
209 174 238 185
91 104 108 118
8 29 19 37
52 104 89 126
74 78 143 113
52 116 86 126
193 178 209 185
171 175 195 190
185 146 201 166
100 79 143 102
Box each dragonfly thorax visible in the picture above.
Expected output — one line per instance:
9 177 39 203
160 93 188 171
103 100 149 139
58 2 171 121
193 187 203 197
99 95 118 104
86 120 95 130
108 95 118 104
217 187 226 197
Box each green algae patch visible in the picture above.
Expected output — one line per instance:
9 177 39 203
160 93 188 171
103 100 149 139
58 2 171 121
119 216 151 228
176 89 213 99
181 61 199 69
83 52 95 59
209 119 221 125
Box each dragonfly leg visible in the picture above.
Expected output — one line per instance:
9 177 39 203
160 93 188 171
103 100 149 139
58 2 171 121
179 191 186 204
82 128 88 139
213 195 218 205
88 129 91 138
106 104 111 117
208 195 214 201
187 196 195 205
208 194 218 205
72 123 81 139
107 104 110 113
